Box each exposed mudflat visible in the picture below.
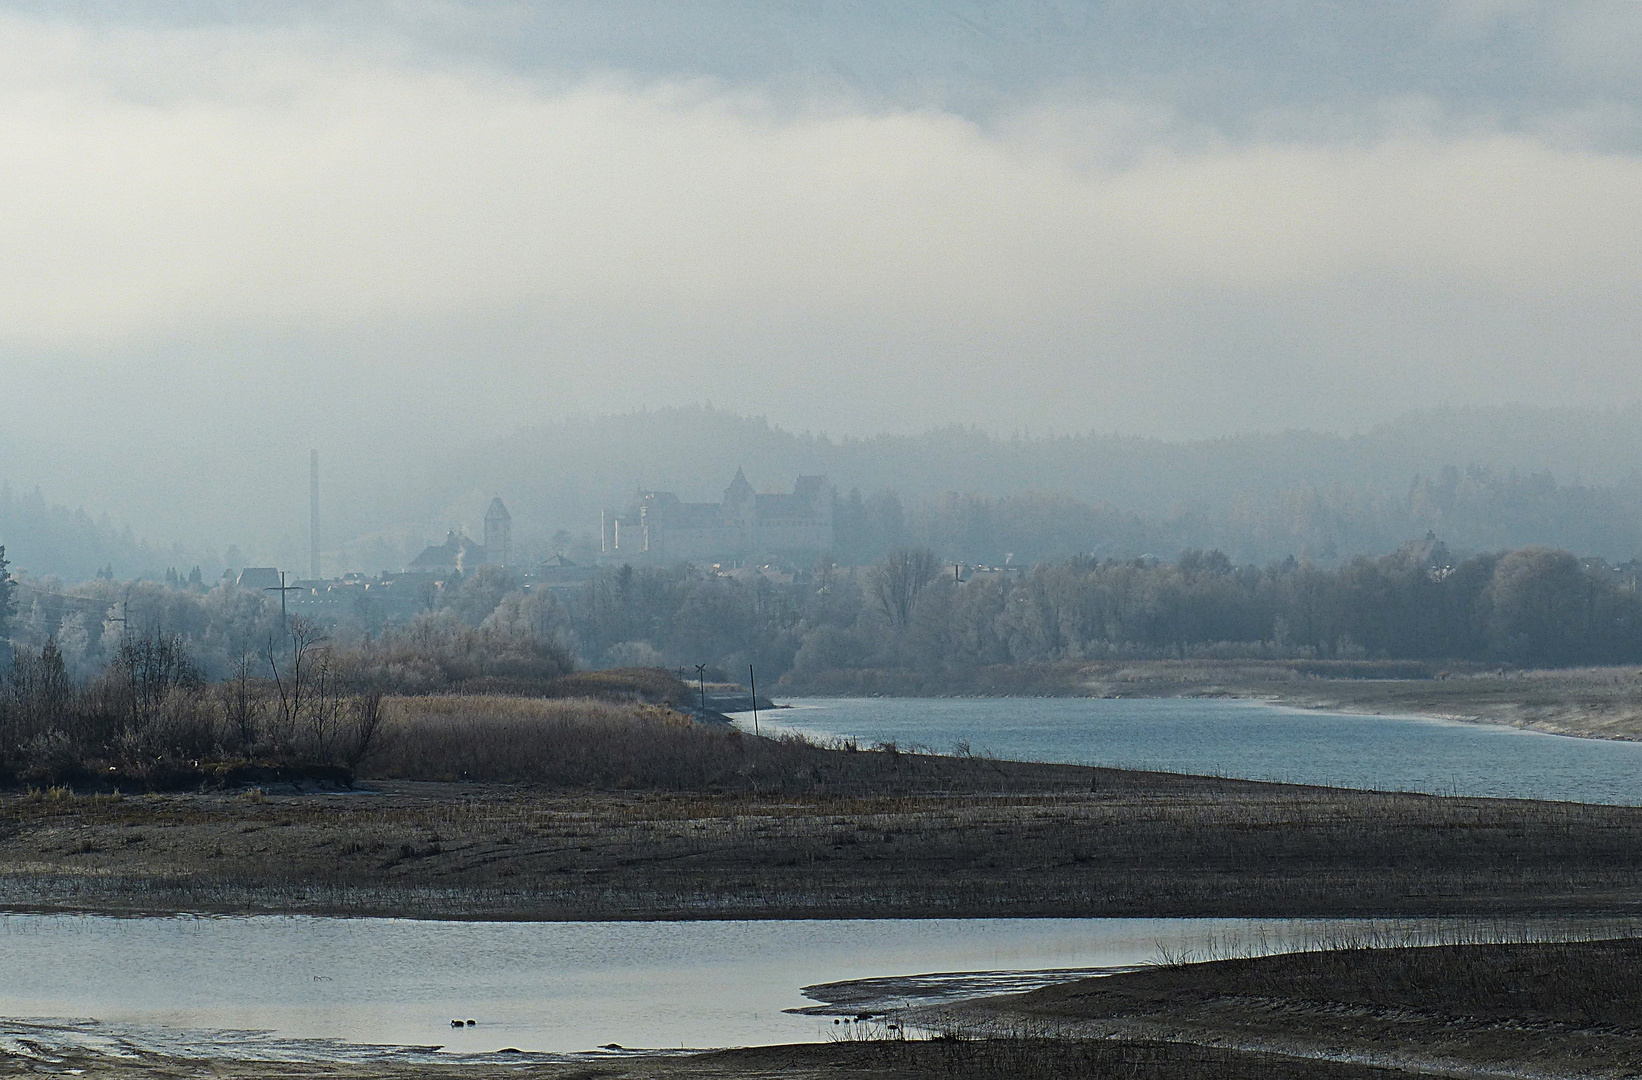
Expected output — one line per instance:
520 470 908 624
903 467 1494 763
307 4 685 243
926 937 1642 1079
7 767 1642 920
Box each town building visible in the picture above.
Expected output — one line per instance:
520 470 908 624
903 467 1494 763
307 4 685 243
234 567 283 592
604 470 832 562
405 498 513 575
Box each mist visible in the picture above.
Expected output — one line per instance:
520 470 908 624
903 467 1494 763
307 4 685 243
2 2 1642 566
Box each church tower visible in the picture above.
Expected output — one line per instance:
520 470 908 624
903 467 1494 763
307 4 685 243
484 498 512 567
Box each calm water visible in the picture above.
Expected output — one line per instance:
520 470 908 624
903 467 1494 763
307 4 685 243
0 914 1566 1058
732 697 1642 805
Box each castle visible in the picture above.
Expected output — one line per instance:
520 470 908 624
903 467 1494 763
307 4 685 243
605 469 832 562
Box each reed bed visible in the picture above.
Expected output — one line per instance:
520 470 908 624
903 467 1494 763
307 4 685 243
368 695 819 789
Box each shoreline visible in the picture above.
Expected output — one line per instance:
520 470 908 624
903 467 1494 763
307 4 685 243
14 938 1642 1078
775 661 1642 742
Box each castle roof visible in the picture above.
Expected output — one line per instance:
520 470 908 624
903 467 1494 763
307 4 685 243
723 467 754 506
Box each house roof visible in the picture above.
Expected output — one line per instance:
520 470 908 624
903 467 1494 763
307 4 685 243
235 567 283 591
408 530 485 569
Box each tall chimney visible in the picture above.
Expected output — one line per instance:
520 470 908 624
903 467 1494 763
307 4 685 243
309 449 321 580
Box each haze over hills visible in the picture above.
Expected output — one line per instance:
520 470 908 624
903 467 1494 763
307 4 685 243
6 404 1642 580
3 1 1642 555
3 3 1642 579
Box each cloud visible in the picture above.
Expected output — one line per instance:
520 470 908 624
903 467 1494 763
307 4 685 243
0 8 1640 466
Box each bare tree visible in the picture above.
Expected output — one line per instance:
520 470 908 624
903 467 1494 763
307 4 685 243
344 691 386 770
266 616 327 753
115 632 200 734
220 645 262 752
870 547 941 630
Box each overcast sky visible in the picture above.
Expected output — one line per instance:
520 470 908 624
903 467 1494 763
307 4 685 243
3 1 1642 543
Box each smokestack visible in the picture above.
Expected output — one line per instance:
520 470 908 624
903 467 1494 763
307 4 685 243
309 449 321 581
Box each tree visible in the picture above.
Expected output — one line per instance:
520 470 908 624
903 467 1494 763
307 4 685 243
871 547 941 630
113 632 201 733
0 545 13 642
1484 547 1593 665
266 616 328 751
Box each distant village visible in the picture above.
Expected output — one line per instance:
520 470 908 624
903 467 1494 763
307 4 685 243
229 469 885 625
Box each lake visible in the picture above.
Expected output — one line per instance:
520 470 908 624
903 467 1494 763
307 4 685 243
731 697 1642 805
0 914 1581 1058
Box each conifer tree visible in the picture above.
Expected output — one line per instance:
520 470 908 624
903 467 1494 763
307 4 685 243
0 544 13 641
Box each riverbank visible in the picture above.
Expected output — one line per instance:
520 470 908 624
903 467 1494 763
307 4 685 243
5 765 1642 920
780 661 1642 740
924 936 1642 1078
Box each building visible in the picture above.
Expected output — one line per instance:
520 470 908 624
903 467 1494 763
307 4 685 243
234 567 283 592
484 498 512 568
401 498 513 576
605 469 832 562
405 530 487 576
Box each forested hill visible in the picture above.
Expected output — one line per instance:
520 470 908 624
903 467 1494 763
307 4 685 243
448 405 1642 517
0 484 202 582
402 406 1642 569
10 404 1642 578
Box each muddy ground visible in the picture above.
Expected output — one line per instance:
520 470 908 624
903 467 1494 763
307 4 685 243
4 763 1642 919
0 1039 1431 1080
931 937 1642 1078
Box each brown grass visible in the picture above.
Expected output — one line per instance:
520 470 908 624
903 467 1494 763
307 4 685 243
369 694 842 790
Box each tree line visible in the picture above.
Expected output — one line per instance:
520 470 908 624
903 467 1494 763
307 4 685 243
12 536 1642 687
825 466 1642 570
6 534 1642 785
544 539 1642 681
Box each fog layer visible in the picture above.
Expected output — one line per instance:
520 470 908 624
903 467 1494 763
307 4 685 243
1 3 1639 557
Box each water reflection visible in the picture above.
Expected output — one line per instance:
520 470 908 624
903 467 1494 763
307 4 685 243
736 698 1642 805
0 914 1617 1056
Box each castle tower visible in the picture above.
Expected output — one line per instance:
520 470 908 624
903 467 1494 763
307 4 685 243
484 498 512 567
723 467 754 508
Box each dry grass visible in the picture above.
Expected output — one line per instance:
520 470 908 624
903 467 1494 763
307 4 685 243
370 695 723 786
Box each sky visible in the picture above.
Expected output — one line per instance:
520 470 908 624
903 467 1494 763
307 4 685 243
2 1 1641 550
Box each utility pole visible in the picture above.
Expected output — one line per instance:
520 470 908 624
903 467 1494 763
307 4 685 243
267 571 303 653
107 591 129 641
309 449 321 581
748 664 759 735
